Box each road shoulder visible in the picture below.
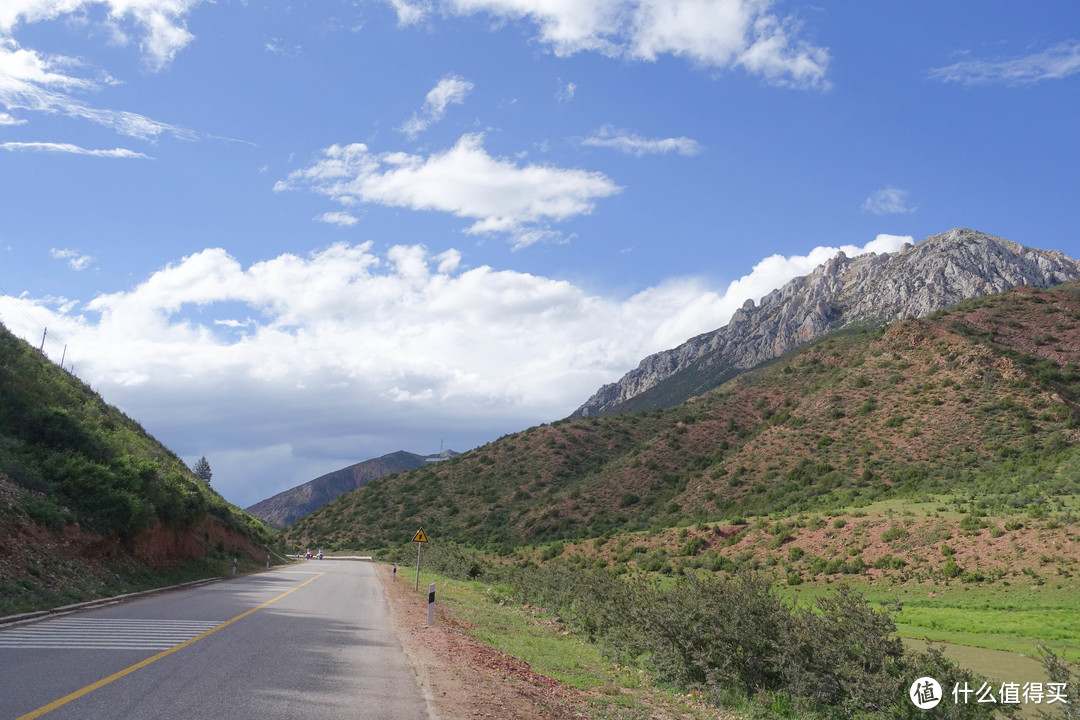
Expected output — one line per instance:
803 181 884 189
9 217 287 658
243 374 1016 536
376 563 579 720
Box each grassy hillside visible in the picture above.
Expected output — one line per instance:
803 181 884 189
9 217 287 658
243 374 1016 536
284 282 1080 552
0 322 276 614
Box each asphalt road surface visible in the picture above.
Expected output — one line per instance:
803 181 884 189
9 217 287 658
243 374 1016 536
0 561 431 720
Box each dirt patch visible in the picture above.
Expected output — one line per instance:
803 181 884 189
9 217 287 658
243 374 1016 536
377 563 583 720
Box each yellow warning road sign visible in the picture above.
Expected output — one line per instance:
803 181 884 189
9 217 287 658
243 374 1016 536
412 528 429 543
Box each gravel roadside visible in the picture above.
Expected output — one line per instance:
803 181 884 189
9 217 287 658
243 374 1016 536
376 563 582 720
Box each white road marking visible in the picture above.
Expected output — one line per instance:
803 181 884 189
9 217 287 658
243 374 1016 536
0 618 221 650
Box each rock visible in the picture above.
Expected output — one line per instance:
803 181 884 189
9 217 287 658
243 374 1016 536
571 228 1080 417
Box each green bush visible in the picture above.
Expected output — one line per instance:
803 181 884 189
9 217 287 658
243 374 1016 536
679 535 707 557
881 526 908 543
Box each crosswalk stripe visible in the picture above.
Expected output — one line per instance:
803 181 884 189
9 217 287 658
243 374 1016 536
0 618 221 650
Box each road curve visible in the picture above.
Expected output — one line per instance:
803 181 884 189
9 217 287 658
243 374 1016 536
0 561 431 720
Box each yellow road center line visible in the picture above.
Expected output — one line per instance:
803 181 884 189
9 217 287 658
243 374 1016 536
16 572 326 720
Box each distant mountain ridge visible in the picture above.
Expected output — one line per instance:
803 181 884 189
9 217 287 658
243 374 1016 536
282 276 1080 551
572 228 1080 417
246 449 459 528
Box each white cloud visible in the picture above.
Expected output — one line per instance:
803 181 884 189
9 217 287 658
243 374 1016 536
862 187 916 215
0 0 204 70
386 0 430 25
399 74 474 138
387 0 829 89
2 235 910 506
265 38 302 56
0 38 194 140
930 41 1080 86
49 247 95 271
316 211 359 226
276 133 622 246
0 1 202 141
1 141 151 158
582 124 703 156
555 78 576 104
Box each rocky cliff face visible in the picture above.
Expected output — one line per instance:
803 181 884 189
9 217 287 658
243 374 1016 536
573 229 1080 417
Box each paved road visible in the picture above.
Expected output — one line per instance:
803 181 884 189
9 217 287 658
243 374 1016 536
0 561 431 720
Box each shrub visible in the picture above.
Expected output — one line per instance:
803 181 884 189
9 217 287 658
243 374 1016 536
881 526 908 543
959 514 985 532
679 535 707 557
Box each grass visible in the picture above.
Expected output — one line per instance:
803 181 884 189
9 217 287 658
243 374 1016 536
408 566 732 719
782 580 1080 656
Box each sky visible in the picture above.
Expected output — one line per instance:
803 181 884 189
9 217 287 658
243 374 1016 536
1 1 1078 508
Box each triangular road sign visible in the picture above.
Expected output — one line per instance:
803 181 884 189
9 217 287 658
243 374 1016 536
412 527 429 543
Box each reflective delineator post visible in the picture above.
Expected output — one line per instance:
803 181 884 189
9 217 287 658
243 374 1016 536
427 583 435 626
231 558 237 577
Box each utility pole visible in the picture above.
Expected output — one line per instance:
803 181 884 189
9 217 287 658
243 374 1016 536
60 344 67 369
39 327 46 353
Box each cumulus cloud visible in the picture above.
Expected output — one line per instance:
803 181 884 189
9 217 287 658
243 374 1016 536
399 74 474 138
49 247 95 271
862 187 916 215
0 111 25 125
1 141 151 158
2 235 911 505
276 133 622 247
582 125 703 156
385 0 829 89
930 41 1080 86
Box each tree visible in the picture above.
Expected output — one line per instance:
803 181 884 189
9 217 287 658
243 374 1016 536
193 456 212 484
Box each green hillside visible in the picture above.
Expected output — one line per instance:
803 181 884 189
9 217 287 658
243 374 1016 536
284 282 1080 552
0 322 275 614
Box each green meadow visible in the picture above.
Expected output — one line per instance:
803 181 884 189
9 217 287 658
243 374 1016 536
782 581 1080 656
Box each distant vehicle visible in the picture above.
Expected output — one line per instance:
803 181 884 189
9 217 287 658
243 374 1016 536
305 551 313 559
317 550 324 560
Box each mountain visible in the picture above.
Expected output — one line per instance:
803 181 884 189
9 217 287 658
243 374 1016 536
282 277 1080 551
246 449 460 528
0 321 274 615
572 228 1080 417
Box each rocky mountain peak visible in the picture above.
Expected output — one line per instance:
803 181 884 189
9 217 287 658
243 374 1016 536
572 229 1080 417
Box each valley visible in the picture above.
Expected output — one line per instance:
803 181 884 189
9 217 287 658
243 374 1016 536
6 231 1080 718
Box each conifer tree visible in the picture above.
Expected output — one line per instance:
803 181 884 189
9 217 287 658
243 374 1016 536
193 456 212 483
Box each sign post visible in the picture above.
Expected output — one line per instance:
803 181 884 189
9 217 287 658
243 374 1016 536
412 527 428 591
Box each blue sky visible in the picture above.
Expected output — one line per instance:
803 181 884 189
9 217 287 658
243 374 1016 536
1 0 1079 507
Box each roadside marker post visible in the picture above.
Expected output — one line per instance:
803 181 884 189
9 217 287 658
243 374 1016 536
231 558 237 578
412 527 428 591
427 583 436 626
